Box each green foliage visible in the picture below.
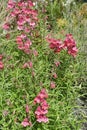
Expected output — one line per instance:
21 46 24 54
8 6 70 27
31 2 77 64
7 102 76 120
0 1 86 130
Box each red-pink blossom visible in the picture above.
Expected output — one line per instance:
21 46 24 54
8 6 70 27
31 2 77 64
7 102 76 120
3 23 10 30
24 27 30 33
5 33 10 39
7 0 15 9
50 81 56 89
22 61 33 69
46 34 78 57
25 105 29 113
46 37 64 53
30 22 36 27
17 25 24 30
16 36 23 45
53 73 57 79
28 61 33 68
33 50 38 56
0 61 4 69
40 89 48 99
54 61 60 67
41 100 49 110
35 106 48 116
34 96 41 104
16 35 32 54
68 46 78 57
14 8 21 15
21 118 32 127
28 1 34 7
3 0 38 59
64 34 78 57
34 89 48 104
22 63 28 69
34 89 49 123
17 18 25 26
36 115 48 123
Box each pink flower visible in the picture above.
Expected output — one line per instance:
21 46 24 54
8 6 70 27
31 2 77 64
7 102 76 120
11 11 16 17
34 96 41 104
68 47 78 57
30 22 36 27
35 104 49 123
33 50 38 56
17 25 24 30
54 61 60 67
46 34 78 57
21 118 32 127
13 8 21 15
34 89 49 123
22 63 29 69
6 0 38 34
3 23 10 30
35 106 48 115
41 100 49 110
25 16 31 22
25 105 29 113
50 81 56 89
64 34 78 57
64 34 75 48
17 18 25 26
16 36 23 45
28 61 33 68
34 91 46 103
5 33 10 39
46 37 64 53
36 115 49 123
7 0 15 9
28 1 34 7
24 27 30 33
39 89 48 99
0 61 4 69
53 73 57 79
3 0 38 59
30 10 38 16
16 35 32 54
22 61 33 69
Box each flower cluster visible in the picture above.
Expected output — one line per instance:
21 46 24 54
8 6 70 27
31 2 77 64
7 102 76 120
46 37 64 53
46 34 78 57
64 34 78 57
3 0 38 54
21 117 32 127
16 34 32 54
2 0 39 69
50 81 56 89
34 88 49 123
21 105 32 127
7 0 38 32
3 23 10 30
0 55 4 70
